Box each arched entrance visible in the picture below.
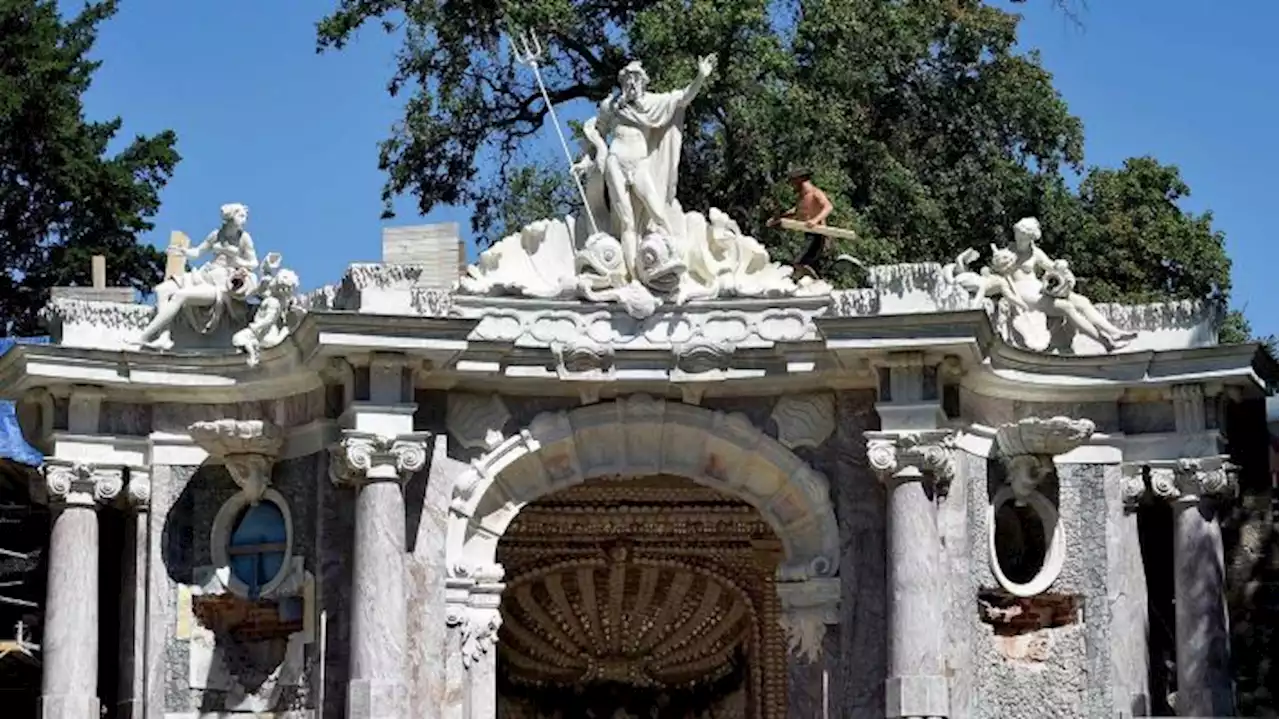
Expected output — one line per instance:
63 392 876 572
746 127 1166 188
444 396 841 718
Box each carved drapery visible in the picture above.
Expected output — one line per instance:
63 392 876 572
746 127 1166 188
776 578 839 664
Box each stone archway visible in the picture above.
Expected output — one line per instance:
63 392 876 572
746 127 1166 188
442 395 842 718
446 394 840 583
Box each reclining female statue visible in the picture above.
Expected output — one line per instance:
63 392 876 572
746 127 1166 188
1007 217 1138 351
135 203 261 350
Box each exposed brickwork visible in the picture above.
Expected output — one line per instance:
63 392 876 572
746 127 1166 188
976 590 1081 635
192 594 303 643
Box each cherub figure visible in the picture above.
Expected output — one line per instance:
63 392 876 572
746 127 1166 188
232 260 300 367
943 244 1026 310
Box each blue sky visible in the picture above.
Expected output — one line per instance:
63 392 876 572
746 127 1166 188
71 0 1276 338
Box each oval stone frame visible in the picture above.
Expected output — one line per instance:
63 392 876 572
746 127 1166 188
210 488 295 599
986 486 1065 597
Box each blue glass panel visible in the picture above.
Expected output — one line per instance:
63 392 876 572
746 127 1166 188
228 502 289 592
230 555 259 588
230 503 287 545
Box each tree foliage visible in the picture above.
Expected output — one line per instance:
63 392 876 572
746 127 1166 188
0 0 179 335
317 0 1246 332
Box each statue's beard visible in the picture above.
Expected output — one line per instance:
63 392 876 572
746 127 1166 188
623 83 642 103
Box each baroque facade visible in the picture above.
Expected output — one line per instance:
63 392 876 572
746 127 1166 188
0 214 1271 718
0 54 1274 719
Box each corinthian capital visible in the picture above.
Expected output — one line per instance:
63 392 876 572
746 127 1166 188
1148 456 1236 504
329 431 430 486
864 429 956 493
39 461 124 508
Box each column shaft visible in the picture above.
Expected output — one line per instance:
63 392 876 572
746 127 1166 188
885 478 947 719
1172 500 1234 717
41 505 100 719
348 480 409 718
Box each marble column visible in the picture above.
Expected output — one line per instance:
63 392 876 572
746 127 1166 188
38 462 123 719
1149 458 1237 717
866 431 954 719
117 470 152 718
331 431 429 719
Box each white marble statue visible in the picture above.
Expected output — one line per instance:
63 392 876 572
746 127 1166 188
942 244 1025 310
232 259 302 367
949 218 1138 352
136 203 261 350
131 203 305 363
581 56 715 272
457 53 832 318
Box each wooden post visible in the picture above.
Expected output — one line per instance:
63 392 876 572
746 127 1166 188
49 255 137 303
165 231 191 280
91 255 107 289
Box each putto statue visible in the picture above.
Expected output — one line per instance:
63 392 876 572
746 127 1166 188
131 203 305 364
457 48 831 318
945 217 1138 352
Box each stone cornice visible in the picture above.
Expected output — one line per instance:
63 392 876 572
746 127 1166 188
328 431 430 486
864 429 957 494
1 304 1268 408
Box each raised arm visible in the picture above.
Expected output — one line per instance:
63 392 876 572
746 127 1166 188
1031 246 1058 274
185 232 215 259
677 54 717 107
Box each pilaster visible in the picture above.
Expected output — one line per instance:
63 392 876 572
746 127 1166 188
444 564 504 719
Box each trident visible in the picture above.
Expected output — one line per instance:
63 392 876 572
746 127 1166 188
508 29 601 235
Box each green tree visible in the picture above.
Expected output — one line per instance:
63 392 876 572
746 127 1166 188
316 0 1246 334
0 0 179 336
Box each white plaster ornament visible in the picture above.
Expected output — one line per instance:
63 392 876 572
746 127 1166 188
128 203 306 364
944 217 1139 352
188 419 285 504
456 53 832 318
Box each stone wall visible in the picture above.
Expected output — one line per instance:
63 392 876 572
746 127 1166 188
829 390 886 717
963 461 1114 719
154 453 325 715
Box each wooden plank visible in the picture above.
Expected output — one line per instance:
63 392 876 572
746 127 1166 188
778 218 859 241
166 231 191 279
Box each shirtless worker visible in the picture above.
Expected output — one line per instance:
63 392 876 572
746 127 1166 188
767 166 834 277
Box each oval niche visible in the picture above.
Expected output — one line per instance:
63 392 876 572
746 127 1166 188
987 486 1065 597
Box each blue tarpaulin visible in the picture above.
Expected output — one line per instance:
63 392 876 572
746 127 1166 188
0 338 48 467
